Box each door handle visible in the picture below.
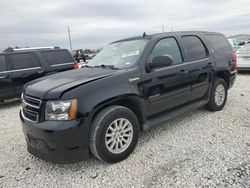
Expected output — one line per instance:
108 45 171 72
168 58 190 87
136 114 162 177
207 62 213 67
37 70 45 74
177 70 189 75
0 75 7 79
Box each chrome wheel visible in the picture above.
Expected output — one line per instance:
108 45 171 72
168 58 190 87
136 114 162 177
214 84 225 106
105 118 133 154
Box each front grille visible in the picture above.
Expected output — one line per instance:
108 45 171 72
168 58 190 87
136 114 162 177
21 94 41 122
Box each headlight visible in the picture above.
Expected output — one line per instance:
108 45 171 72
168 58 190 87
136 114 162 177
45 99 77 121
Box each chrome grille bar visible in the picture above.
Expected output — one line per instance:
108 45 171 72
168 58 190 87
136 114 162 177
21 93 41 122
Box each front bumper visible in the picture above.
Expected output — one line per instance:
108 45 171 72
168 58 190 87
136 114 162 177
20 111 90 163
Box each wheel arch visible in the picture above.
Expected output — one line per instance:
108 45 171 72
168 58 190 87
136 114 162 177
89 94 146 131
215 70 230 89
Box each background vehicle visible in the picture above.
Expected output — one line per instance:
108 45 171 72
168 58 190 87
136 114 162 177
72 49 88 62
20 31 237 164
236 43 250 71
0 47 78 101
228 38 241 52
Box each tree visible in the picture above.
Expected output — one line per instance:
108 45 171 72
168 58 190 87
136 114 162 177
3 47 14 52
83 49 92 54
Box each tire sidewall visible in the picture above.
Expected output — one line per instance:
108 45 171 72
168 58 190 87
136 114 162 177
209 78 228 111
94 107 139 163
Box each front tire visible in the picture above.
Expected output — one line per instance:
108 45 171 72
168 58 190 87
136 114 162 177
205 77 228 111
89 105 140 163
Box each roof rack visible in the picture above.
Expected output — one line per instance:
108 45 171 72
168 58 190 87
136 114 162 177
14 46 60 52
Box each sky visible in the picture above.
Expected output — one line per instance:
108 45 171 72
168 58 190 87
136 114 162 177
1 0 250 51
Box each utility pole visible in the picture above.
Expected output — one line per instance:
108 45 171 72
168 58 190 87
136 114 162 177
68 26 72 52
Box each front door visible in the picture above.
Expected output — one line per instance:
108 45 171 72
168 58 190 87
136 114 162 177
141 37 191 116
0 54 15 100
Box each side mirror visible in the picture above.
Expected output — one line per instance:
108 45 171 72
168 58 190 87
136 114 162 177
146 55 173 71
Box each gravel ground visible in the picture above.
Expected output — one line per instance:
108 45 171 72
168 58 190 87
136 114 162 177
0 73 250 188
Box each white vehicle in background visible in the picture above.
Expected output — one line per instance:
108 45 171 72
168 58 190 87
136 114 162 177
236 43 250 71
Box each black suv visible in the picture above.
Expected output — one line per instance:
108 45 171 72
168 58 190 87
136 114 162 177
0 48 78 101
20 31 237 163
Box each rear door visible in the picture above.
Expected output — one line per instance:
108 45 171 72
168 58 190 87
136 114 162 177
0 54 15 99
9 52 44 96
141 37 191 116
181 35 213 101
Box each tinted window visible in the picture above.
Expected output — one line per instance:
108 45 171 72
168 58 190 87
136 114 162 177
0 55 7 72
150 38 183 65
42 50 74 65
11 53 40 70
182 36 207 61
205 34 233 54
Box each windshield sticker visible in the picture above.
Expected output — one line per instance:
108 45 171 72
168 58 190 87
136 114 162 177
122 50 140 58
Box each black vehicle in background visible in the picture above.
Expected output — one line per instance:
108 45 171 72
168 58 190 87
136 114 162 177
0 47 78 101
72 49 88 62
20 31 237 164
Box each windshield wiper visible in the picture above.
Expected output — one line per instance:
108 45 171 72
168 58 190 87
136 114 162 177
94 64 121 70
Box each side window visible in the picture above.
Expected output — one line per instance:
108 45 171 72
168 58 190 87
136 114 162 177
42 50 74 66
182 36 207 61
149 38 183 65
0 55 7 72
11 53 40 70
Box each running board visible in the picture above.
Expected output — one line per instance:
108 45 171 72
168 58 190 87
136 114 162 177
143 99 209 131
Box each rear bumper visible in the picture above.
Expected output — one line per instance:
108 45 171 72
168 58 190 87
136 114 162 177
20 111 90 163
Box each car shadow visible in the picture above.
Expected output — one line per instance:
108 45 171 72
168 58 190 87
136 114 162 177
0 99 21 109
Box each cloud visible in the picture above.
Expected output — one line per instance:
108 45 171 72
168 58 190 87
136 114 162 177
0 0 250 51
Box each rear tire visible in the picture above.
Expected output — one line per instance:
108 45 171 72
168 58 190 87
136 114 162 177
89 105 139 163
205 77 228 111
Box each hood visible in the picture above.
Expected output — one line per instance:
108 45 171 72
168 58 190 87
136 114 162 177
24 67 117 99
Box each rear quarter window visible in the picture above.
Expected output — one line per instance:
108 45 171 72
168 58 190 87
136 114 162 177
42 50 74 66
204 34 233 55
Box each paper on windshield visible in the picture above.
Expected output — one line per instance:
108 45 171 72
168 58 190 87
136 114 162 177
122 50 140 58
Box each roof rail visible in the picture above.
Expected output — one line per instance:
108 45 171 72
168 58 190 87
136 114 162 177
14 46 60 51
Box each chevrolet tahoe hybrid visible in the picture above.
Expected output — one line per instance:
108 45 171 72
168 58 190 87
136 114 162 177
20 31 237 163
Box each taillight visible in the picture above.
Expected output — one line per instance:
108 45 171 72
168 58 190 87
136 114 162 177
233 53 237 70
73 63 79 69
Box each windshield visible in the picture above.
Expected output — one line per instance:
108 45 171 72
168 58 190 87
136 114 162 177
88 39 148 69
238 44 250 52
